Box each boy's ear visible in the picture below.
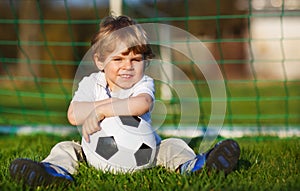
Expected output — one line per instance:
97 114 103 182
93 53 104 71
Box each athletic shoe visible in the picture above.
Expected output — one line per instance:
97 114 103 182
9 158 74 187
180 154 206 174
180 139 240 175
205 139 240 174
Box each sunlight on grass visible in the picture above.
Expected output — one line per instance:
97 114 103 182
0 134 299 191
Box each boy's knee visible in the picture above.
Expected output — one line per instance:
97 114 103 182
52 141 80 151
162 138 188 147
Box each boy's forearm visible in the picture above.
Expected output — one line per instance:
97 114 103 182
95 94 152 119
67 98 114 125
68 94 152 126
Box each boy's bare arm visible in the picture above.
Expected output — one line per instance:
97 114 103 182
67 93 153 126
67 98 114 126
96 93 153 118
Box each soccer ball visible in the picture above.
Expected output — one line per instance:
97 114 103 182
81 116 161 173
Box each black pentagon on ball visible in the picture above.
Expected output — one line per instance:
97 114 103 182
95 136 118 160
134 143 153 166
119 116 141 128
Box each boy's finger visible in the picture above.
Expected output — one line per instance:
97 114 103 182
82 128 90 143
84 134 90 143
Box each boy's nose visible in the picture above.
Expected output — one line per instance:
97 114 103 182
122 60 133 70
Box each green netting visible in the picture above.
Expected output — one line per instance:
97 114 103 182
0 0 299 132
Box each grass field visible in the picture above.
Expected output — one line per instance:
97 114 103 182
0 133 299 191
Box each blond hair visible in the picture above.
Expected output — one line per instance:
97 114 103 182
91 15 154 62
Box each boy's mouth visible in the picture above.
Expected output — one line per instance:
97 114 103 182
120 74 133 79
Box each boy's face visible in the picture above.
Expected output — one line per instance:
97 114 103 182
101 49 145 91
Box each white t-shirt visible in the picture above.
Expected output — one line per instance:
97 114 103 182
72 71 155 123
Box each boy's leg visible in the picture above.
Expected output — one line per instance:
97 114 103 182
156 138 196 171
42 141 84 174
9 141 84 187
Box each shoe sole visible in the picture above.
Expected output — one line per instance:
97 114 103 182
9 158 72 187
205 139 240 175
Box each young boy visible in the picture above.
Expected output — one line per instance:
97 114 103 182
9 15 240 187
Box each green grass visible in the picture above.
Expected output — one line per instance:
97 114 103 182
0 134 299 191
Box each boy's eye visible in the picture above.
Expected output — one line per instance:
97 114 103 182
132 58 142 62
112 58 122 61
132 56 143 62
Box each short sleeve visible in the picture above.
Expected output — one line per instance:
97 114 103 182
131 75 155 100
72 73 98 102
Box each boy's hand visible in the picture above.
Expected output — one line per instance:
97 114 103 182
82 111 104 143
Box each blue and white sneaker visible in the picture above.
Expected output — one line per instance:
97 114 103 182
180 139 240 175
180 154 206 174
9 158 74 187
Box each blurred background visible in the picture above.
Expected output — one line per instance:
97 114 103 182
0 0 299 137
